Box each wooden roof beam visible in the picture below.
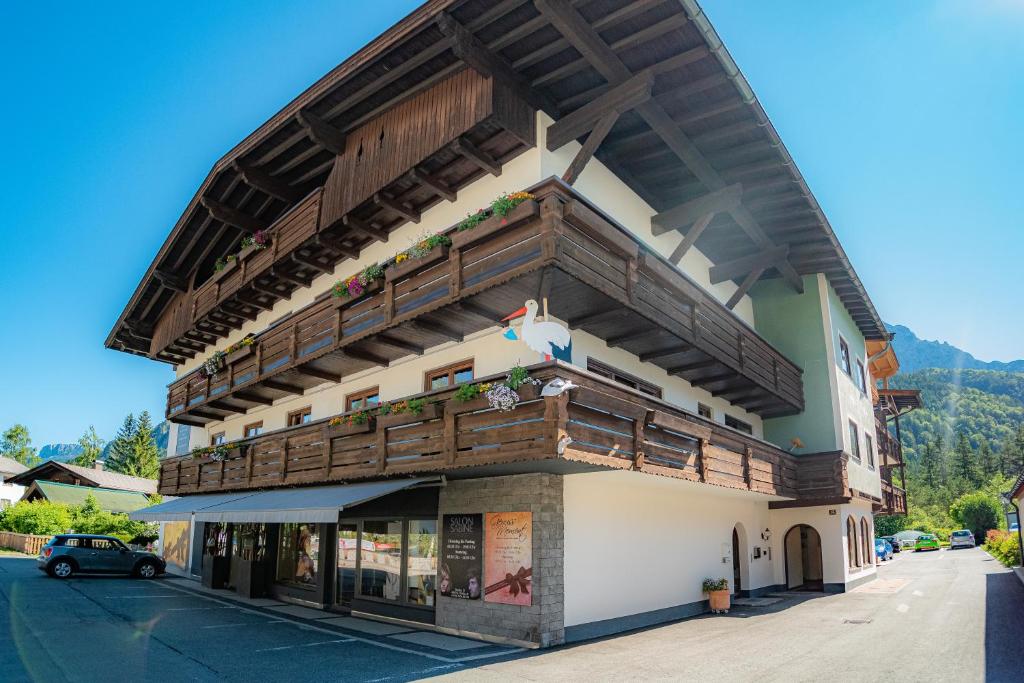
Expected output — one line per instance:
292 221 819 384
411 318 463 342
725 266 767 310
652 184 743 236
374 334 424 356
233 391 275 406
261 379 305 395
409 168 456 203
342 215 389 244
710 245 790 285
546 72 653 151
374 192 420 224
235 292 275 312
269 267 312 289
296 110 346 156
232 160 305 203
562 110 619 185
291 251 334 274
291 365 342 383
453 137 501 177
668 212 715 265
200 197 269 234
639 344 693 363
154 269 188 293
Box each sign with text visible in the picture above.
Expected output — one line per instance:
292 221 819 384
440 514 482 600
484 511 533 606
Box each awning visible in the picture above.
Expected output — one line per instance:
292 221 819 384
130 491 255 522
189 476 443 524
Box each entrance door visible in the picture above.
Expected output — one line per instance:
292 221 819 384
785 525 823 591
732 528 742 594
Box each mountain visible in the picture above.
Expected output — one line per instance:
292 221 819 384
887 323 1024 374
37 421 169 465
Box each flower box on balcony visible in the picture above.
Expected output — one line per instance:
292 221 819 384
211 258 239 284
225 345 254 365
377 401 442 427
385 244 449 283
325 419 375 439
451 199 539 250
332 279 383 309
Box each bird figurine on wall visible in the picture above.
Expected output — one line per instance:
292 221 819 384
541 378 578 397
502 299 571 360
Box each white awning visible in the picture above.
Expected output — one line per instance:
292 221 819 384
190 476 443 524
129 491 256 522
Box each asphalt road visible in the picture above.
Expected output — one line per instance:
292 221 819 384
438 546 1024 682
2 547 1021 682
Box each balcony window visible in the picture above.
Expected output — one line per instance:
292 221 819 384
287 406 312 426
838 337 852 376
587 359 662 398
849 421 861 462
725 415 752 435
210 432 226 446
346 387 380 411
425 360 474 391
855 360 867 393
244 421 263 438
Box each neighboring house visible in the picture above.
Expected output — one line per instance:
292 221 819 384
21 480 152 515
5 460 158 496
0 456 28 509
113 0 923 647
1009 472 1024 563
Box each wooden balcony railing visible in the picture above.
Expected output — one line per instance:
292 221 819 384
877 477 908 516
159 361 823 500
166 179 804 424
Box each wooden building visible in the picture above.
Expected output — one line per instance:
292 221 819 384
119 0 918 646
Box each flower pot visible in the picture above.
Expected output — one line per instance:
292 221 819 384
237 242 269 262
385 244 449 283
332 278 383 308
325 418 375 438
708 589 730 613
377 402 442 427
225 344 254 365
450 199 539 250
211 258 239 284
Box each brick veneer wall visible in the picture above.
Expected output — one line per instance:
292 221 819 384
435 473 565 647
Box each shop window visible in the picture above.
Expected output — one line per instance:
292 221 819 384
360 520 403 600
346 386 380 411
838 336 852 376
406 520 438 607
865 434 875 469
210 432 226 446
725 415 752 435
204 523 228 557
697 403 713 420
287 406 312 426
244 421 263 438
855 359 867 393
847 516 859 569
587 358 662 398
231 523 267 562
277 523 319 587
849 421 861 462
337 523 358 606
425 360 474 391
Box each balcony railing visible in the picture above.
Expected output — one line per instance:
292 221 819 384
166 179 804 424
159 361 830 501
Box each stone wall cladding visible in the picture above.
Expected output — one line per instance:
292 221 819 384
436 473 565 647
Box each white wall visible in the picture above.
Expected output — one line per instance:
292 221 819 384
563 470 775 627
0 481 25 508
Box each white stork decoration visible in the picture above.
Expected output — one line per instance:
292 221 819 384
502 299 571 360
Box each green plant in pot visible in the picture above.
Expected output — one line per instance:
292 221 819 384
703 577 730 613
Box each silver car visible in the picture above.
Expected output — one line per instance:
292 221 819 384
38 534 166 579
949 529 975 549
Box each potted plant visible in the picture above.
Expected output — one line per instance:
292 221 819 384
331 263 385 307
703 577 730 613
450 191 539 250
386 233 452 282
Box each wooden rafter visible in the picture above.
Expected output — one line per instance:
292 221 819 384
269 267 312 288
374 192 420 224
232 160 304 203
153 269 188 293
291 366 342 383
709 245 790 285
546 72 653 151
200 197 269 234
342 215 389 244
262 379 304 394
639 344 692 362
651 184 743 236
313 233 359 259
296 110 346 156
409 168 456 202
453 137 501 177
562 110 619 186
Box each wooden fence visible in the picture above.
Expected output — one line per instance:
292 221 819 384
0 531 51 556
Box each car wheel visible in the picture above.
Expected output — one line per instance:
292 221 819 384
135 561 159 579
48 560 74 579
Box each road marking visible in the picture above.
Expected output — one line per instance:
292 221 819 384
200 620 288 629
166 606 239 611
253 638 354 653
897 604 910 613
103 595 182 599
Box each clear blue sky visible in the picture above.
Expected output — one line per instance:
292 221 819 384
1 1 1021 446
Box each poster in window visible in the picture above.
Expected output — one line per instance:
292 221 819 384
440 514 482 600
484 511 532 606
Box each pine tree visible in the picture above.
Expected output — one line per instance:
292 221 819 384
71 426 105 468
129 411 161 480
978 438 998 478
953 431 979 487
999 424 1024 477
920 439 940 489
105 414 137 474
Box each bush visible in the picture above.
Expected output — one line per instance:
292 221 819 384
0 494 157 544
950 492 1002 541
0 500 73 535
984 529 1022 568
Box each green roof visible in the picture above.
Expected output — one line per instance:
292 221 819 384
33 481 152 514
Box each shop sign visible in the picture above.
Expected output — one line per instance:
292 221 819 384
440 513 482 599
484 511 532 605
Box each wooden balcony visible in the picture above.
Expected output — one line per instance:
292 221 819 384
167 179 803 425
159 361 814 499
876 476 908 517
875 419 905 470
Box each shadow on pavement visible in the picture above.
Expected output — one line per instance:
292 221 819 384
984 570 1024 682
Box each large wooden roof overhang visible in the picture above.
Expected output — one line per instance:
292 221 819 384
107 0 887 361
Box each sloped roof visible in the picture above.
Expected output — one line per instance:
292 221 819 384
0 456 29 477
5 460 158 495
28 481 152 514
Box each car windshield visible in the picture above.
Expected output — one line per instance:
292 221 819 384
952 531 970 537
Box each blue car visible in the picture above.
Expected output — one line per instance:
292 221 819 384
875 537 894 562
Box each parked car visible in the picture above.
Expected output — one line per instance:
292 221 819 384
879 535 902 553
38 534 166 579
914 534 941 551
875 537 894 562
949 529 975 549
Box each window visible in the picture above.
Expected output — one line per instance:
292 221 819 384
210 432 226 446
587 359 662 398
89 538 124 551
339 519 438 608
175 424 192 456
865 434 875 469
277 523 319 587
855 359 867 393
287 406 313 426
838 337 852 376
425 360 474 391
406 520 438 606
232 523 267 562
725 415 753 435
849 421 861 462
337 523 359 606
360 520 404 600
346 387 380 412
847 516 859 569
244 421 263 438
697 403 713 420
861 518 872 567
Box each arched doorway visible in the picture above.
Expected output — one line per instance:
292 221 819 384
784 524 823 591
732 523 749 595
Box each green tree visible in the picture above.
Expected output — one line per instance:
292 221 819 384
977 438 998 478
949 492 1001 540
952 431 979 487
1 424 40 467
71 426 105 468
920 438 941 489
129 411 161 480
0 500 73 535
105 414 137 474
874 515 907 537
